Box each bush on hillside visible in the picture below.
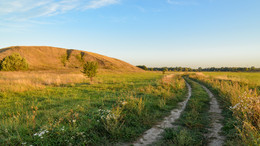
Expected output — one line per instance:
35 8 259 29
76 52 85 65
82 61 98 82
0 53 29 71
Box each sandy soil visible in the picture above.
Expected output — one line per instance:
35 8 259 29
200 84 225 146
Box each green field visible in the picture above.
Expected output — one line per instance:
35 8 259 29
0 72 187 145
190 72 260 145
202 72 260 87
1 71 259 145
157 78 210 145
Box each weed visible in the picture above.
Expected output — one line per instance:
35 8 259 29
190 73 260 145
0 72 187 145
157 78 210 145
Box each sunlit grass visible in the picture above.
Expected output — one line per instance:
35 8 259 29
0 71 187 145
202 72 260 87
156 78 210 145
190 72 260 145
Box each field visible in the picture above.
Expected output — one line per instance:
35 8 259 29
0 70 187 145
202 72 260 87
2 1 259 145
190 72 260 145
0 70 259 145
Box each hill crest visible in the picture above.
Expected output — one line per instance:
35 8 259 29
0 46 142 72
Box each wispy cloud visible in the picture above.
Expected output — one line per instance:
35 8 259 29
0 0 120 21
0 0 120 32
84 0 119 9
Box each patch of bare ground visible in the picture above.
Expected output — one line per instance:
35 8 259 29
200 84 225 146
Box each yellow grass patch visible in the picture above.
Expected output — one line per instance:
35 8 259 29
0 70 86 92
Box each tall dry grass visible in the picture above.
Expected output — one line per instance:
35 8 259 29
0 70 86 92
190 73 260 145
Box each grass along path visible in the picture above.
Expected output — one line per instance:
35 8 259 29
189 74 258 145
131 79 192 146
155 78 211 145
199 83 225 146
0 73 188 145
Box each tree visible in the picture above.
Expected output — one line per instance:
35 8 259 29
82 61 98 82
0 53 29 71
136 65 148 71
162 67 168 74
251 66 256 71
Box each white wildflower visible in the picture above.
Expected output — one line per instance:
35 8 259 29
122 101 128 105
61 126 65 131
34 129 48 138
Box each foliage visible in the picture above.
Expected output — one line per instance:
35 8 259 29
0 53 29 71
157 78 210 145
160 128 202 146
162 67 168 74
143 66 260 72
82 61 98 81
190 73 260 145
0 72 187 145
136 65 148 70
76 52 85 65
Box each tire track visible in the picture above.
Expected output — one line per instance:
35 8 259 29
131 80 192 146
199 83 225 146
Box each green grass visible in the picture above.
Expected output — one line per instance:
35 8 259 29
202 72 260 87
189 72 260 146
0 72 187 145
156 78 210 146
189 77 244 146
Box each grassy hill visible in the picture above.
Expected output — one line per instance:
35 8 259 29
0 46 142 71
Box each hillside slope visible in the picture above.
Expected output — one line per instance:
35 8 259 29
0 46 142 72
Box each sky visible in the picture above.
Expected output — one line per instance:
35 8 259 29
0 0 260 68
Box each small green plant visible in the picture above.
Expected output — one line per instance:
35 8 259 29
158 97 166 108
60 54 68 67
161 128 196 145
101 106 124 135
0 53 29 71
82 61 98 82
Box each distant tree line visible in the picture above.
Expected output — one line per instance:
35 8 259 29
137 65 260 72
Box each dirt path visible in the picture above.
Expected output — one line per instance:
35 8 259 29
200 84 225 146
131 81 192 146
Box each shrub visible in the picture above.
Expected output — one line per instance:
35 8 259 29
136 65 148 71
82 61 98 82
162 67 168 74
76 52 85 65
0 53 29 71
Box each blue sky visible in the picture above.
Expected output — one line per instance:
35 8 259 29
0 0 259 68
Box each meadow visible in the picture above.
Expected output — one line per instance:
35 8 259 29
0 70 187 145
202 72 260 87
0 70 259 145
156 77 211 145
189 72 260 145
